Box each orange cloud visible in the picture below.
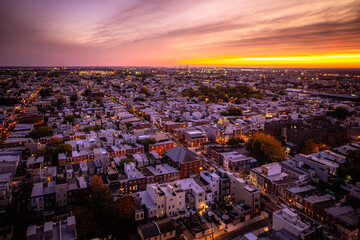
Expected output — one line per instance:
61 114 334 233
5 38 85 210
0 0 360 67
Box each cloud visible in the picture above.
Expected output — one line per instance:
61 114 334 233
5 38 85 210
0 0 359 66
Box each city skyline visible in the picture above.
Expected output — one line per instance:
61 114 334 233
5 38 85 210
1 0 360 68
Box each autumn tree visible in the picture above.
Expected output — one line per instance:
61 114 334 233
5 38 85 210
74 175 117 237
51 136 62 144
117 195 135 221
81 175 136 238
246 133 286 164
301 139 330 155
140 86 148 94
301 139 319 155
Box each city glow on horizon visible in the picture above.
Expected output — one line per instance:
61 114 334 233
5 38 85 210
179 53 360 68
0 0 359 68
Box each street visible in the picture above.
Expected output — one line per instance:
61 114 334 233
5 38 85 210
215 219 268 240
0 77 49 144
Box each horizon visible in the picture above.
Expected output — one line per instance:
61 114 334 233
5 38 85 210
1 0 360 67
1 65 360 70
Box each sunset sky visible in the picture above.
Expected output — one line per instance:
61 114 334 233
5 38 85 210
0 0 359 67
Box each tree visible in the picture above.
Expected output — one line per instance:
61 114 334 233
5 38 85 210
82 126 94 132
140 86 148 94
137 138 157 152
301 139 319 155
28 126 54 139
279 90 286 96
64 115 76 123
0 97 20 106
51 136 62 144
82 89 92 97
181 85 262 103
87 175 122 238
39 88 52 98
37 146 53 156
246 133 286 164
53 98 65 107
70 94 78 102
217 92 227 102
346 150 360 165
227 138 238 147
125 122 133 130
55 143 72 154
326 107 351 119
134 97 146 102
94 124 103 131
346 175 353 183
226 138 245 147
234 99 242 104
117 196 135 221
221 108 242 116
117 158 135 171
91 175 105 192
72 206 100 238
207 92 217 103
94 96 103 104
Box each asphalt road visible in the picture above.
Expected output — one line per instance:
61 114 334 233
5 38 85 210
215 219 268 240
261 198 280 215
